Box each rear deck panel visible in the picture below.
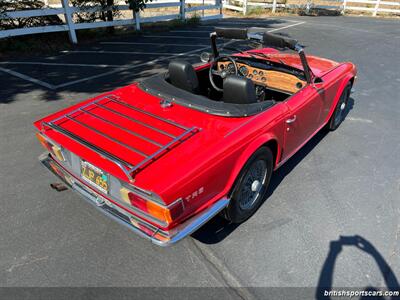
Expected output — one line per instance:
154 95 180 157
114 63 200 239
38 94 198 182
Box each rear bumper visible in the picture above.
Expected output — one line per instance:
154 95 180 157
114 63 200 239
39 153 229 247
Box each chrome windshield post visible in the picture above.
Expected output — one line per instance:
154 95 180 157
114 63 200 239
296 45 313 84
210 32 219 58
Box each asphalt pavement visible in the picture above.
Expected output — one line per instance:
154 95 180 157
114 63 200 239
0 16 399 299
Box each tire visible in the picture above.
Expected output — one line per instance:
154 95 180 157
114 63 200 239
328 83 352 131
222 147 273 223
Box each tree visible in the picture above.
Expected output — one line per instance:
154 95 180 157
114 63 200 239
70 0 119 23
0 0 63 30
71 0 153 33
70 0 153 24
70 0 120 33
0 0 153 32
125 0 153 13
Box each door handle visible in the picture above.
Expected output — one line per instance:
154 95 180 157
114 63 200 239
286 115 297 124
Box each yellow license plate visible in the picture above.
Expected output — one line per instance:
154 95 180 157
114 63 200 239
81 160 109 194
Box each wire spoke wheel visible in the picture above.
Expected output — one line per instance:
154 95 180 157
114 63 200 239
222 147 273 224
334 87 349 126
329 82 352 131
238 160 267 210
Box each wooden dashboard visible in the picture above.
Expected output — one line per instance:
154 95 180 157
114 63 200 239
218 61 306 94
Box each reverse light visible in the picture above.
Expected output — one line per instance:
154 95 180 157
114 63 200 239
36 133 65 161
129 216 171 242
120 187 183 225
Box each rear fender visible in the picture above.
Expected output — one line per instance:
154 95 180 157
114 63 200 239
225 134 281 196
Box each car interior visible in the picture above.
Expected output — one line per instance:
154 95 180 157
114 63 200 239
139 27 314 117
140 56 306 117
167 59 305 103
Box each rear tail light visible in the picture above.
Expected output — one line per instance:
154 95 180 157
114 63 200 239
120 187 183 225
36 133 65 161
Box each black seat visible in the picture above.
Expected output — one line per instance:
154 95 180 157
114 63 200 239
223 76 257 104
168 60 200 94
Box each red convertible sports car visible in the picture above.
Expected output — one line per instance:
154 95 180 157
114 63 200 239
34 27 357 246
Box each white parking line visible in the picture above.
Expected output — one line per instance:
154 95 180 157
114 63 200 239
54 45 215 89
0 66 56 90
100 42 208 47
142 35 210 39
267 22 306 33
215 19 301 25
196 22 306 33
199 19 301 27
61 50 199 56
1 20 306 90
213 22 262 25
56 22 305 89
201 21 306 32
280 19 304 23
170 30 212 33
0 62 121 68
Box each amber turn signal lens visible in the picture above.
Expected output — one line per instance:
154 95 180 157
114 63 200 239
146 201 174 224
36 132 65 161
36 132 52 152
120 187 183 225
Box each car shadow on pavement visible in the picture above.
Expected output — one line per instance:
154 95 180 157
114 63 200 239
316 235 399 300
192 97 355 245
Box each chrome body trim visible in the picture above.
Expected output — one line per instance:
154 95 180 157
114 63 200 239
285 115 297 124
39 153 229 247
153 198 229 247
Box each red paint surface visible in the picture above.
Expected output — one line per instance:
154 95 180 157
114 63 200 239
34 49 357 229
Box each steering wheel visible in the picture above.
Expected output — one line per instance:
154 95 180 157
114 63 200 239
209 56 238 92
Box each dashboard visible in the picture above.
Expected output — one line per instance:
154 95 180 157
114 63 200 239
218 61 306 94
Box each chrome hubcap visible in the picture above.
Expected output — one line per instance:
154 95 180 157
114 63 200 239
340 102 346 110
251 180 261 192
238 160 267 210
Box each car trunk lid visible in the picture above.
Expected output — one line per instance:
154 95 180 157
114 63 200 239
36 92 200 183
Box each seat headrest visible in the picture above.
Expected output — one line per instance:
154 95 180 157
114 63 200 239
168 60 199 94
223 76 257 104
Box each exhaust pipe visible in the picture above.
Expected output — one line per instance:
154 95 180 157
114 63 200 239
50 182 68 192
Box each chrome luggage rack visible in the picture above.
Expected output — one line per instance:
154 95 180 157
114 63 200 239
41 94 198 182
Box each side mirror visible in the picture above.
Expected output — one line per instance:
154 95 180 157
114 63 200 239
312 78 324 91
314 77 323 84
200 52 213 63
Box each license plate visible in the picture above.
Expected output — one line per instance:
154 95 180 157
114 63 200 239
81 160 109 194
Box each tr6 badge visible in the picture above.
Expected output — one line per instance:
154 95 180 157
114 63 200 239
184 187 204 202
